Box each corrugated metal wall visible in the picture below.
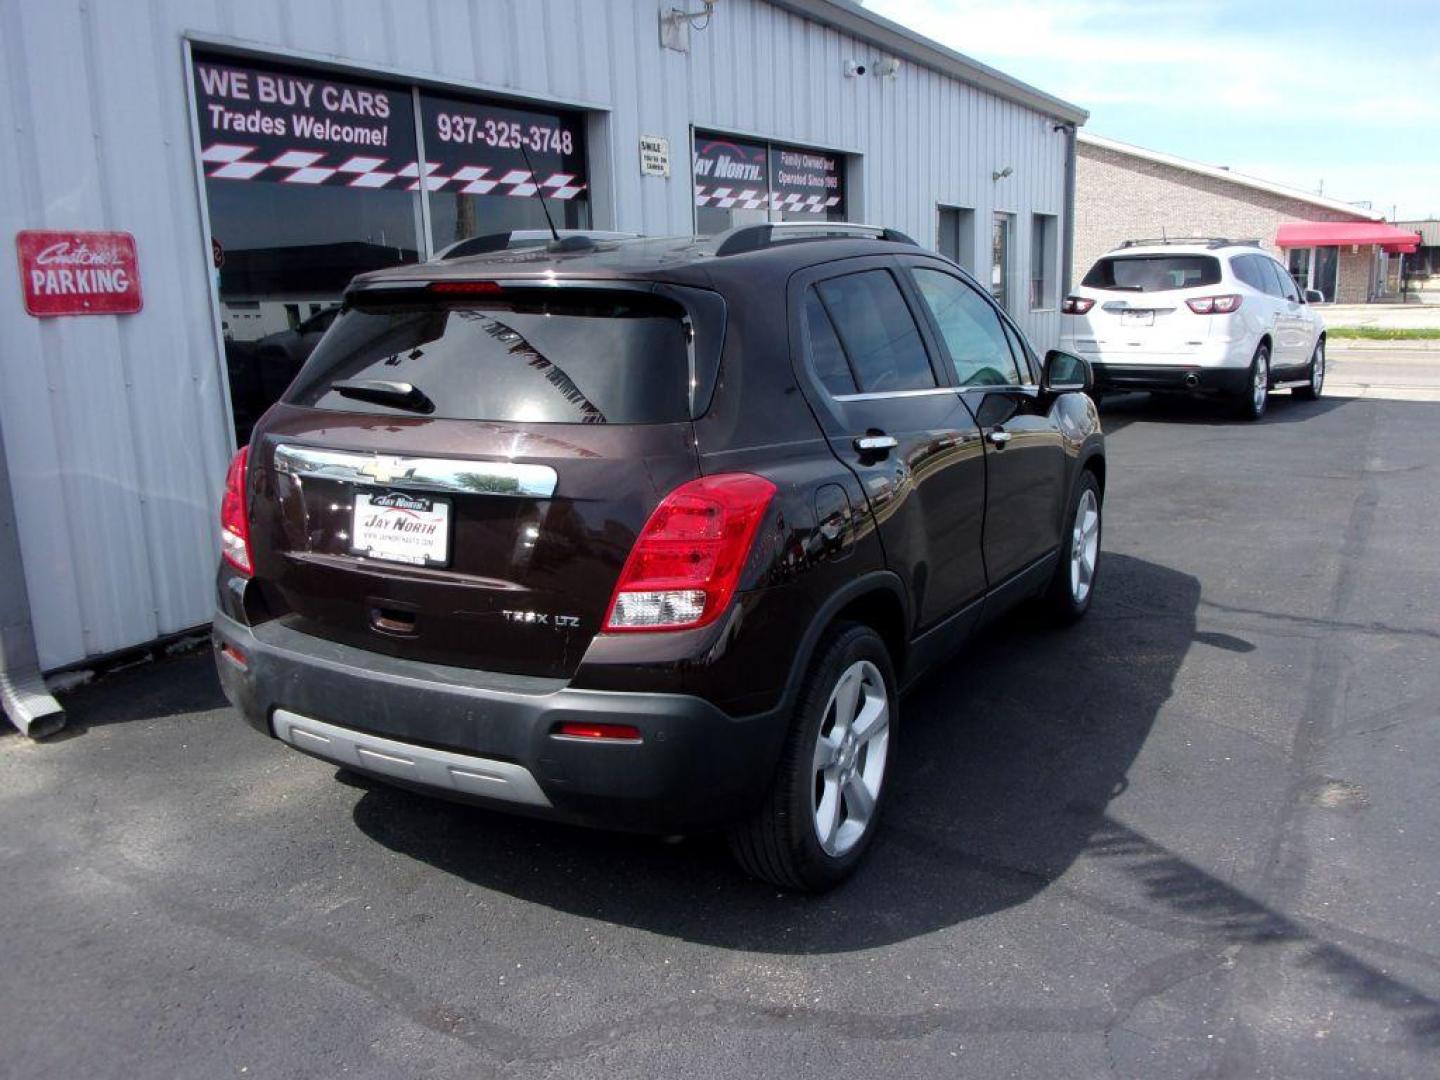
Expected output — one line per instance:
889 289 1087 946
0 0 1073 670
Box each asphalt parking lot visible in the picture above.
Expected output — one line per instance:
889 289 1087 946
3 377 1438 1079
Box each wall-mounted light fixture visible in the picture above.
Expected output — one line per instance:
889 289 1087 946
993 166 1014 182
660 1 717 52
873 57 901 79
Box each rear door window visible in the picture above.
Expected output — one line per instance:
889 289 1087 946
286 289 692 424
803 290 859 396
1231 254 1267 292
814 270 937 393
1082 255 1222 292
911 268 1023 387
1257 259 1291 299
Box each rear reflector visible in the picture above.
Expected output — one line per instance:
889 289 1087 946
429 280 503 295
220 446 253 576
605 473 777 633
219 643 249 671
554 722 643 742
1061 296 1095 315
1186 294 1243 314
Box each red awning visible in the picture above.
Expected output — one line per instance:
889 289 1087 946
1276 221 1420 254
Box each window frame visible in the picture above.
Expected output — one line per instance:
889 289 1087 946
900 258 1039 394
811 267 944 396
790 255 953 407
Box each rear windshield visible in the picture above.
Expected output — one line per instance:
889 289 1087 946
1082 255 1222 293
285 289 691 424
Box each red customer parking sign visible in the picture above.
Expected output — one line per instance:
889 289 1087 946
16 229 143 317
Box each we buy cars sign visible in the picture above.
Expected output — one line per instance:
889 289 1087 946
16 230 142 316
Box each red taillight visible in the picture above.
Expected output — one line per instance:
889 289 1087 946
220 447 253 576
429 280 503 295
554 722 643 742
1062 296 1096 315
604 473 777 633
1186 294 1243 315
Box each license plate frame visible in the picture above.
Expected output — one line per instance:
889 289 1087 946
350 490 452 568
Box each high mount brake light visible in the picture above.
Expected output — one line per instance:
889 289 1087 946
605 473 777 633
1186 294 1243 314
220 447 253 576
429 281 504 295
1061 296 1096 315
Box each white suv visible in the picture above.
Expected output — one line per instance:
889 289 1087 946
1060 239 1327 420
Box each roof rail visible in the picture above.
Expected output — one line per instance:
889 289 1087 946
711 222 918 257
1118 237 1261 250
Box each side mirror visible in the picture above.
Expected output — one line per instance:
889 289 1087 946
1042 349 1092 394
1303 288 1325 304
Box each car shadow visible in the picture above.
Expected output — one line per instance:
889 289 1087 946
350 552 1201 954
1099 391 1351 434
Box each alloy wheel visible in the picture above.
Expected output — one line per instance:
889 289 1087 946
1252 353 1268 414
812 660 890 857
1070 488 1100 605
1312 342 1325 395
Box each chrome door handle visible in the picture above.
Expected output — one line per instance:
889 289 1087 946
987 430 1012 446
854 434 898 453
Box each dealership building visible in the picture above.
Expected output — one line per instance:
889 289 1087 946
0 0 1086 731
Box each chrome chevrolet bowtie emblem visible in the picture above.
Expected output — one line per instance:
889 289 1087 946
359 457 410 484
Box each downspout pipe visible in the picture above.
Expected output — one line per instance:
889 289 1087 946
0 407 64 738
1060 120 1079 299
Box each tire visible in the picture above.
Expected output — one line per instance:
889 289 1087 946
729 623 896 892
1042 470 1103 624
1236 345 1270 420
1293 337 1325 401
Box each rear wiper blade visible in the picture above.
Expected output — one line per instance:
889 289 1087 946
330 379 435 415
1102 285 1145 291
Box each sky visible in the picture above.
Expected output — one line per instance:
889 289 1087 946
863 0 1440 221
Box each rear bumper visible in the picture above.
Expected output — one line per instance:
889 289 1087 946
212 611 788 833
1091 363 1251 396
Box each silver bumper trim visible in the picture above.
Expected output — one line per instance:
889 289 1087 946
272 710 552 807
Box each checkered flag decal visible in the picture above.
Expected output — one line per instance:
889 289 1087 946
694 184 840 212
201 144 587 200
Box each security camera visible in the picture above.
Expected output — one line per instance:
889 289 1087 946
844 60 867 78
873 57 901 78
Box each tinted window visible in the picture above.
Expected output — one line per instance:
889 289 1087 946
999 318 1036 384
1269 259 1300 301
912 268 1023 387
1258 258 1291 299
815 271 935 392
1082 255 1222 292
1231 254 1267 292
287 291 690 424
804 290 858 396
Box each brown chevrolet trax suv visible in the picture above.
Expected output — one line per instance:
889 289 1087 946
213 223 1105 891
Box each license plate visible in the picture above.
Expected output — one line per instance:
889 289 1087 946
350 491 451 567
1121 310 1154 327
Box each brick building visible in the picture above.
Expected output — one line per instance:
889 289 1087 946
1074 133 1415 304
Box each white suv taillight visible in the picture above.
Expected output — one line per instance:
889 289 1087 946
605 473 776 632
1061 296 1095 315
220 447 253 576
1186 294 1242 314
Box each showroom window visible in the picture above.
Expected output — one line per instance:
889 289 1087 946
190 52 592 443
693 130 847 235
419 91 590 251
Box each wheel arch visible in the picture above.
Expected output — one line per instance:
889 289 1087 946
780 571 911 711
